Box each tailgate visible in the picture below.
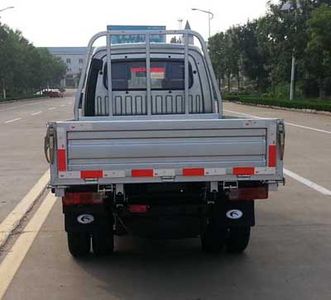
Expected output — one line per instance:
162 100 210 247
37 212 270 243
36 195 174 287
49 118 284 185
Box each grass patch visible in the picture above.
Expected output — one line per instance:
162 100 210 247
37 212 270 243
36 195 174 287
223 94 331 112
0 94 44 103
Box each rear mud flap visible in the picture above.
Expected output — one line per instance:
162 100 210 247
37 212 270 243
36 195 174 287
63 205 113 233
223 201 255 227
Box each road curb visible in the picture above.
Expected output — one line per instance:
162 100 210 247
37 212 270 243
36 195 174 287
0 170 50 249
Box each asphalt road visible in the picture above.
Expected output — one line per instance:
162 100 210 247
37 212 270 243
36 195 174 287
0 94 74 222
0 98 331 300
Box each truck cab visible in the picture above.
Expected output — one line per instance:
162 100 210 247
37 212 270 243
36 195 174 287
84 43 215 117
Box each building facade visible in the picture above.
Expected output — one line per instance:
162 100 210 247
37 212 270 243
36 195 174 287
47 47 87 88
47 26 167 88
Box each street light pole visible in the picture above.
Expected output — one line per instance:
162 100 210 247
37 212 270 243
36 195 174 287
290 53 295 101
191 8 214 39
281 0 300 100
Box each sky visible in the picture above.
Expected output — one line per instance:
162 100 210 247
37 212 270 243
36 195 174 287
0 0 276 47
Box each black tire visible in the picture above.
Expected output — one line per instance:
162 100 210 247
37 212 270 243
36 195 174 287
92 231 114 256
67 232 91 257
201 224 226 253
226 227 250 254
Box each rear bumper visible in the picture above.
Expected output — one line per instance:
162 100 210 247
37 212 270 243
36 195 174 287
62 200 255 238
120 201 255 239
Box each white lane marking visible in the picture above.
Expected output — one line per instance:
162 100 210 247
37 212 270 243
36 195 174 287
60 104 65 107
48 107 56 110
31 111 42 116
4 117 22 124
0 170 50 248
285 122 331 134
224 109 264 119
0 193 56 299
284 168 331 196
0 98 51 113
223 109 331 134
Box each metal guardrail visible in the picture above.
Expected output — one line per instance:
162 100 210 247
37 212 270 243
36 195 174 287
74 30 222 120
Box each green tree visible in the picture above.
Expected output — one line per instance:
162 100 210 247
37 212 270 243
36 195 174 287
306 4 331 98
208 0 331 98
208 27 242 92
239 20 270 92
0 23 66 100
208 32 226 89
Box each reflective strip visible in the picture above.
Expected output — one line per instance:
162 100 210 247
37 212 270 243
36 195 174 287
233 167 255 176
58 171 80 179
131 169 154 177
268 144 277 167
58 166 276 180
182 168 204 176
204 168 226 176
57 149 67 172
57 127 66 149
255 167 276 175
59 170 123 179
154 169 176 177
81 170 103 179
104 170 126 178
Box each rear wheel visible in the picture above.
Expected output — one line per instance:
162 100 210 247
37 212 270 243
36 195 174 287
67 232 90 257
92 231 114 256
226 227 250 254
201 224 226 253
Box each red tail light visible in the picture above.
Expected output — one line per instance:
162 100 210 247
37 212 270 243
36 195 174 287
233 167 255 176
128 204 149 214
131 169 154 177
62 192 103 206
228 186 268 201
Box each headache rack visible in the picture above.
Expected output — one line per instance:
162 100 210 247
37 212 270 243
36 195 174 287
74 29 222 120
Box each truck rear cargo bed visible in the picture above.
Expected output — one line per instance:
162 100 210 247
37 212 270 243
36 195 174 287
49 117 283 186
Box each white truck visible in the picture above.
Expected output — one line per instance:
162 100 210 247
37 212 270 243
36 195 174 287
44 30 285 257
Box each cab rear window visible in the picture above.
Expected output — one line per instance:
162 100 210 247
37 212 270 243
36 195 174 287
103 60 193 91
